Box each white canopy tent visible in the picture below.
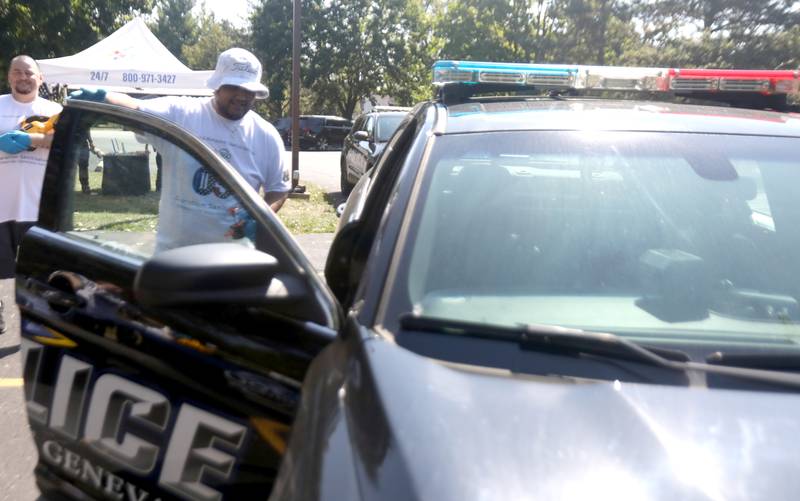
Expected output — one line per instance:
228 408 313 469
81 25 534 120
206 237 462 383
37 17 213 96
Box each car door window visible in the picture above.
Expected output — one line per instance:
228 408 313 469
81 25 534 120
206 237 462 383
329 119 348 130
365 116 375 140
56 109 262 259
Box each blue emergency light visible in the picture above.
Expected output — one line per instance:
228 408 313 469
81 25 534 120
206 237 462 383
433 60 579 88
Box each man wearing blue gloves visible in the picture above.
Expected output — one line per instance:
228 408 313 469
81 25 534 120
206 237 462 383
0 55 62 332
70 48 290 252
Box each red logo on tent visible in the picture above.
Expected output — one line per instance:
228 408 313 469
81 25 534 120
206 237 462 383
109 46 134 60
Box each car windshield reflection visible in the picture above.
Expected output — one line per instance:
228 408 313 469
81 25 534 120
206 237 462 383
394 130 800 347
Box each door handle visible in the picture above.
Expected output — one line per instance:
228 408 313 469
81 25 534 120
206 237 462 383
45 271 89 312
43 289 86 310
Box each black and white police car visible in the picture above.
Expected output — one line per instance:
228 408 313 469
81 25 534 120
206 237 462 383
17 60 800 500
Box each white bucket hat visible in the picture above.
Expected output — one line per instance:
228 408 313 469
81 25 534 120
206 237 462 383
206 48 269 99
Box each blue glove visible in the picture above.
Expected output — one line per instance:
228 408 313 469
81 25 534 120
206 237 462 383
227 207 257 241
69 88 107 102
0 130 32 154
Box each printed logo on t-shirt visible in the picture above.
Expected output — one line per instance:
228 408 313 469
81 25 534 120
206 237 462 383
192 167 232 199
218 147 232 161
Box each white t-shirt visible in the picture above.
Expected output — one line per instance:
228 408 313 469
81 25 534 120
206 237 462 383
0 94 62 223
138 96 290 251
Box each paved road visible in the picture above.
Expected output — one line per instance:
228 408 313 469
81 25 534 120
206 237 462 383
0 149 342 500
0 278 39 501
290 150 342 194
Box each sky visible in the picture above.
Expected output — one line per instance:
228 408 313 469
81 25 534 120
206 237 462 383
196 0 252 28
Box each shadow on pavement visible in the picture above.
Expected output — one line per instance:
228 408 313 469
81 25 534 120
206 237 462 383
0 344 19 359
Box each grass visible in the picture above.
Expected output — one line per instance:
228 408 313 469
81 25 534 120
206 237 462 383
278 184 340 233
74 169 339 234
73 170 159 232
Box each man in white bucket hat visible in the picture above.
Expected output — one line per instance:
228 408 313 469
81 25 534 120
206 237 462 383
71 48 290 251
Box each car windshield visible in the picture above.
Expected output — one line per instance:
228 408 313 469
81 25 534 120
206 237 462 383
376 114 405 142
390 130 800 348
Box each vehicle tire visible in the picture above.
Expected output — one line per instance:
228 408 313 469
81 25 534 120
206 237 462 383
317 137 329 151
341 160 354 196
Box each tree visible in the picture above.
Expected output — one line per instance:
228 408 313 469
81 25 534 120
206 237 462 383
0 0 154 82
250 0 298 118
251 0 432 119
628 0 800 69
183 9 247 70
545 0 641 65
435 0 511 61
241 0 800 117
150 0 199 64
433 0 642 66
307 0 433 117
633 0 799 42
385 0 441 105
303 0 375 117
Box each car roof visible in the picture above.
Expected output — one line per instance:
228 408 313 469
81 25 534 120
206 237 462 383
440 98 800 137
363 110 411 117
299 115 350 120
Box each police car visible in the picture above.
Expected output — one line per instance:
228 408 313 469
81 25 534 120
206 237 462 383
17 61 800 500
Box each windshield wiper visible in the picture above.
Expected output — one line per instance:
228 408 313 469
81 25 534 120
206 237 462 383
400 313 688 365
707 351 800 370
399 313 800 390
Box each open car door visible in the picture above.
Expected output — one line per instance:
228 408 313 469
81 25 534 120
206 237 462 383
15 100 339 500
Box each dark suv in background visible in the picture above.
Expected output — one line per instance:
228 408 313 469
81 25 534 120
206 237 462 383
340 106 411 195
273 115 353 150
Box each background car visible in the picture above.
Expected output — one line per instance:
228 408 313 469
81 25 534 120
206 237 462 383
15 62 800 501
339 105 410 195
273 114 353 150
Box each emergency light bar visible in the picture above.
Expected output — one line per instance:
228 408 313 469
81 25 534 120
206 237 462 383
433 61 800 109
668 69 799 94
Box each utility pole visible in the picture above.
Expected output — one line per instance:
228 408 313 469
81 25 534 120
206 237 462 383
290 0 302 192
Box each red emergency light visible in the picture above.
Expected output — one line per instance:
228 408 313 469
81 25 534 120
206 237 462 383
668 68 799 94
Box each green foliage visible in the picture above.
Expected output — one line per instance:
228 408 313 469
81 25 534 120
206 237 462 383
72 170 159 232
182 8 247 70
4 0 800 129
628 0 800 68
632 0 798 40
250 0 434 119
250 0 298 118
150 0 199 65
435 0 527 61
277 183 339 233
0 0 154 86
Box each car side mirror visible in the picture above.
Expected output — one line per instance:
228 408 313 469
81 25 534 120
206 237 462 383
134 243 306 307
353 130 369 141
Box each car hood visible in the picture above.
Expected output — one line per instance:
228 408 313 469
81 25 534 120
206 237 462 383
344 337 800 501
